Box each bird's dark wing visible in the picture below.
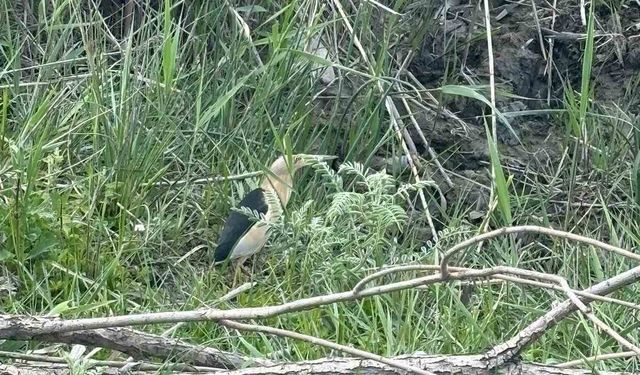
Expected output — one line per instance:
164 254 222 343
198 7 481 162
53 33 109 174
214 188 269 263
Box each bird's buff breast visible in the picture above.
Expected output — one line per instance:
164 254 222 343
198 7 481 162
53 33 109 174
230 221 270 259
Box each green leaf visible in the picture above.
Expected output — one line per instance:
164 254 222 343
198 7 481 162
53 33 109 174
47 300 73 316
27 231 57 260
578 4 595 137
200 72 255 125
0 249 14 262
65 301 117 315
441 85 520 144
486 129 512 225
633 152 640 206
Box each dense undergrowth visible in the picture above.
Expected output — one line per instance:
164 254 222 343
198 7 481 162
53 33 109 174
1 0 640 372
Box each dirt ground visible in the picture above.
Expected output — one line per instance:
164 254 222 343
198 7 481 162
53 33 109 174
406 0 640 220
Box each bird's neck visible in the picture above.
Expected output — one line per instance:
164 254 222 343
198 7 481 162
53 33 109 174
261 173 293 207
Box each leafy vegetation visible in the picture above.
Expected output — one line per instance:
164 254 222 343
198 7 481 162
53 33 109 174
1 0 640 372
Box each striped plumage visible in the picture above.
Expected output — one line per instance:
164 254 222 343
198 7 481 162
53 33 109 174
213 154 335 267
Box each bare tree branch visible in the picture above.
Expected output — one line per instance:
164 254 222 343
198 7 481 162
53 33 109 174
485 265 640 367
356 265 640 312
0 226 638 374
0 350 217 372
558 351 638 368
0 354 634 375
1 265 638 348
219 320 434 375
440 225 640 277
0 323 263 369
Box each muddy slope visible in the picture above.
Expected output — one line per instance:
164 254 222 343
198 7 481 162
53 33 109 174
406 1 640 215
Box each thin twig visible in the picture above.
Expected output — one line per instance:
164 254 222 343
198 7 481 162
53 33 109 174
582 311 640 356
490 274 640 311
220 320 434 375
398 91 454 190
485 265 640 368
531 0 547 60
558 351 639 368
161 282 257 337
146 171 263 187
354 264 640 354
353 265 442 293
353 265 640 311
0 350 215 372
440 225 640 277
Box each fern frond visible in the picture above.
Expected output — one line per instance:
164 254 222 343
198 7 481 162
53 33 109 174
231 206 266 223
338 161 368 181
311 160 343 191
367 203 408 230
327 192 364 221
365 171 396 195
394 179 437 199
290 200 314 226
263 188 284 229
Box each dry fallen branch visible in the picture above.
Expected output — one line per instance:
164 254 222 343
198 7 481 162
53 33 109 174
354 264 640 311
1 264 638 372
440 225 640 277
1 226 638 373
0 324 263 369
2 262 628 338
23 227 627 338
0 353 634 375
0 350 218 372
485 264 640 367
219 320 433 375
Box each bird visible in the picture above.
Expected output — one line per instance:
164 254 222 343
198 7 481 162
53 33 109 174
213 154 337 271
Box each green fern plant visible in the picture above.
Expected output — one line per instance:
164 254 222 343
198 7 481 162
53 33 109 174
265 160 427 276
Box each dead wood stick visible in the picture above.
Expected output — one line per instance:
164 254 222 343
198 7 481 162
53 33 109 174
440 225 640 277
4 325 263 369
0 353 632 375
0 349 214 372
0 268 573 336
220 320 433 375
485 264 640 368
1 263 638 338
353 264 640 311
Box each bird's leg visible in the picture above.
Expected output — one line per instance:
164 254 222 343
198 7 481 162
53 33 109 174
236 256 253 275
231 256 251 286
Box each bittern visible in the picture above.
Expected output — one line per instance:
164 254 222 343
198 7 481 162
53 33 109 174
214 154 336 269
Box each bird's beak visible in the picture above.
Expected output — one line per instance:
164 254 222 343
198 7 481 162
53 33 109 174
314 155 338 162
292 154 338 169
296 154 337 163
303 154 337 165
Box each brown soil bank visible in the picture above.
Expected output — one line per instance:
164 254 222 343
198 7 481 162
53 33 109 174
406 0 640 220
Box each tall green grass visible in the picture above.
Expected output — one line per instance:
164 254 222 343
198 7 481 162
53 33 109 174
0 0 639 372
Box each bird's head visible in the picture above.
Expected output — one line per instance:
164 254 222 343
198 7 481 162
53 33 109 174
263 154 337 207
